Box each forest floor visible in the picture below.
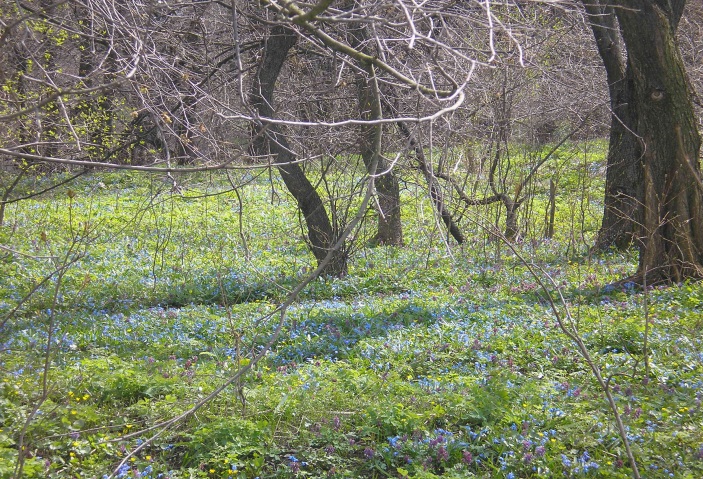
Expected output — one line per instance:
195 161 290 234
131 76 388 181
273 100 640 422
1 163 702 478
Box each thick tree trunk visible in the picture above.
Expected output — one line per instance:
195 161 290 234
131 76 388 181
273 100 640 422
349 23 403 246
585 0 688 252
357 76 403 246
582 0 642 250
615 0 703 283
251 26 347 276
595 65 642 250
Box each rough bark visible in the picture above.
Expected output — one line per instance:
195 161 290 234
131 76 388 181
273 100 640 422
584 0 688 251
582 0 642 250
357 79 403 246
614 0 703 283
250 26 347 276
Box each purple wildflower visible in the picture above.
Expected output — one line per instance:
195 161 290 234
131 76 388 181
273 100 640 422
437 446 449 462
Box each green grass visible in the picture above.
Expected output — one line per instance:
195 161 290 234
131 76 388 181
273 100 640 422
1 151 702 478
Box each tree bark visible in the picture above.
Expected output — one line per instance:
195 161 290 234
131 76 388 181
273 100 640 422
584 0 688 252
357 79 403 246
582 0 642 250
349 22 403 246
250 26 347 276
614 0 703 283
397 122 464 245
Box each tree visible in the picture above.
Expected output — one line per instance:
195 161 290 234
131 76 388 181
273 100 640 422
583 0 701 257
250 25 349 276
581 0 642 250
612 0 703 283
5 0 615 272
397 121 465 245
348 19 403 246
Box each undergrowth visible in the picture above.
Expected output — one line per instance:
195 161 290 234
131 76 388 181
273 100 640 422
1 157 702 478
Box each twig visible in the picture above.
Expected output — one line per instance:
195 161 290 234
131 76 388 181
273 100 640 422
465 215 642 479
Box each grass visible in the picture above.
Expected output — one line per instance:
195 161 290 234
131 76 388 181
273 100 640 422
1 146 702 478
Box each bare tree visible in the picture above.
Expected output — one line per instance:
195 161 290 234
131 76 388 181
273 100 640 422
346 15 403 246
612 0 703 284
250 25 349 276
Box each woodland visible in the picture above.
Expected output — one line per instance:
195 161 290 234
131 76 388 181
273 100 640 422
1 1 703 478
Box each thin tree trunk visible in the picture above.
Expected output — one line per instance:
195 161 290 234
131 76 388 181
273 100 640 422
614 0 703 283
174 11 206 165
250 26 346 276
546 179 556 239
349 22 403 246
175 65 198 165
397 122 464 244
76 9 115 158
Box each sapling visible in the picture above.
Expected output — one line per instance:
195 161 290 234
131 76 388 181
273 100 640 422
103 67 386 479
467 217 642 479
12 195 95 479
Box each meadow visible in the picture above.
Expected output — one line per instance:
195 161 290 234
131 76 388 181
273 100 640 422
1 144 702 478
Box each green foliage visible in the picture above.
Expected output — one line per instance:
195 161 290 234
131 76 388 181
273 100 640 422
180 419 270 475
1 164 702 478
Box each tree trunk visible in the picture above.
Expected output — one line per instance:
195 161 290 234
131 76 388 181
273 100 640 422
582 0 642 250
614 0 703 283
174 12 206 165
585 0 688 252
545 179 557 239
357 77 403 246
504 199 519 241
397 122 464 244
595 63 642 250
349 23 403 246
250 26 347 276
175 61 198 165
75 7 116 158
